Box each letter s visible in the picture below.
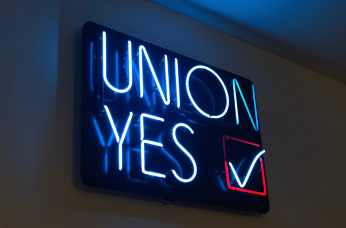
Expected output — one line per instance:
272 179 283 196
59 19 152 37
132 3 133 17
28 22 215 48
171 123 197 183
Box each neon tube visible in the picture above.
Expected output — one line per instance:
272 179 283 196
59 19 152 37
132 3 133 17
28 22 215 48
233 81 239 125
171 123 196 183
118 112 133 170
104 150 108 174
107 132 115 147
224 159 267 196
233 79 259 131
103 32 132 93
141 140 166 178
132 60 151 107
222 135 267 195
139 45 170 105
228 150 265 188
103 105 120 143
140 113 164 141
92 116 105 147
186 65 229 119
104 105 133 170
90 42 94 92
175 58 180 108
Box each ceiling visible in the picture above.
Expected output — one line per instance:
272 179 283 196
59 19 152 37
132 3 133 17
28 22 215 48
150 0 346 84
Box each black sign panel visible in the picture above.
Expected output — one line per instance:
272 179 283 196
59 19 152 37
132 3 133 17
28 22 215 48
81 22 269 213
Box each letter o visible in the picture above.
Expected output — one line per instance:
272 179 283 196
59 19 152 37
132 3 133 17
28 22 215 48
186 65 229 119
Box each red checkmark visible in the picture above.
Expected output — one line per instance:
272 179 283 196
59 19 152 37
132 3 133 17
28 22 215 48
222 135 267 196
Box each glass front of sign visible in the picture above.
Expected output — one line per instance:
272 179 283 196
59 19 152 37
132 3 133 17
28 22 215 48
81 22 269 213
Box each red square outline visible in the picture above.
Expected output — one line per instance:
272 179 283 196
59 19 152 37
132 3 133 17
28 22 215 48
222 135 267 196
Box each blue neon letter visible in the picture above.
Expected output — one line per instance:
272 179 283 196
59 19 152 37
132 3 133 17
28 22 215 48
233 79 259 131
171 123 196 183
141 140 166 178
175 58 180 108
140 113 166 178
103 31 132 93
186 65 229 119
104 105 133 170
139 46 170 105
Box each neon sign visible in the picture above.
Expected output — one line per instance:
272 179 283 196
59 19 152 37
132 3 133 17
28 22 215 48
81 22 269 213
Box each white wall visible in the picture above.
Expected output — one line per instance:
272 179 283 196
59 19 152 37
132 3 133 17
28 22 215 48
1 0 346 227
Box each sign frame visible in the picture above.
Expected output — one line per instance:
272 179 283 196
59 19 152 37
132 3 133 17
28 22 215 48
81 22 270 213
